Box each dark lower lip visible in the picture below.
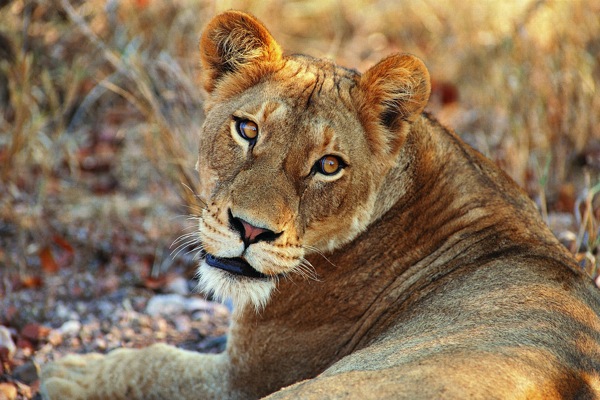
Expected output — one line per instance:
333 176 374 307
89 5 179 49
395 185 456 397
205 254 269 280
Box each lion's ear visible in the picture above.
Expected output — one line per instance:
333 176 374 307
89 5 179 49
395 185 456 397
200 11 283 93
358 54 431 156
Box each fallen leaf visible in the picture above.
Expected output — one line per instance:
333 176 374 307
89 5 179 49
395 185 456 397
52 235 75 268
20 324 50 342
135 0 150 9
16 338 34 354
0 382 17 400
39 247 59 273
142 275 169 291
430 79 459 105
555 184 575 213
52 235 74 255
0 346 11 368
20 275 43 289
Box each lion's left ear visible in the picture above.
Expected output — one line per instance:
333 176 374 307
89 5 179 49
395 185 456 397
358 54 431 157
200 11 283 93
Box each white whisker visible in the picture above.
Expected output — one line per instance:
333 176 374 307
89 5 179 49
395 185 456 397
179 182 208 210
170 234 198 248
301 245 337 268
294 258 321 282
171 241 200 259
171 231 198 245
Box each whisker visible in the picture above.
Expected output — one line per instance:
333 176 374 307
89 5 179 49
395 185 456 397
174 224 198 232
184 245 205 258
179 182 208 210
301 245 337 268
171 240 201 259
178 204 206 216
170 226 202 256
192 248 205 261
171 230 197 243
281 258 320 283
170 238 198 255
170 236 198 251
297 259 321 282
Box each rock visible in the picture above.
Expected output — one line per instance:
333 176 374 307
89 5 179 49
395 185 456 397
547 212 575 235
172 315 191 333
0 326 16 360
97 300 115 317
57 320 82 337
47 329 63 346
93 337 107 351
166 276 190 295
54 301 79 320
146 294 230 318
16 338 34 356
12 360 40 384
185 297 216 313
146 294 187 316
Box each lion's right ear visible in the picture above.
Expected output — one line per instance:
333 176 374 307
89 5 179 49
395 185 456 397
200 11 283 93
357 54 431 159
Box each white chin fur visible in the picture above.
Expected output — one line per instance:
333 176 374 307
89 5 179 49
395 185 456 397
196 261 275 311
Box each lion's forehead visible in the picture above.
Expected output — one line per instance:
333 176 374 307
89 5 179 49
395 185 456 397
278 57 359 108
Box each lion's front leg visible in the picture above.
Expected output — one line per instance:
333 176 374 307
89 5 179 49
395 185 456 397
41 343 230 400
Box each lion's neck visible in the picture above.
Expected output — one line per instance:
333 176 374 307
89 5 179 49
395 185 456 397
370 113 476 225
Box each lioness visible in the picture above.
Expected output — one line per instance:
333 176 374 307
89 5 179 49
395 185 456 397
42 10 600 400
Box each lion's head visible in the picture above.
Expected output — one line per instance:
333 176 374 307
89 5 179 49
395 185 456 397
195 11 431 310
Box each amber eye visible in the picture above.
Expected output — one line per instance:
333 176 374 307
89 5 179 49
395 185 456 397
316 155 345 176
236 119 259 142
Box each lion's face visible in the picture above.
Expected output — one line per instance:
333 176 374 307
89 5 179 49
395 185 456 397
196 61 376 309
195 12 430 309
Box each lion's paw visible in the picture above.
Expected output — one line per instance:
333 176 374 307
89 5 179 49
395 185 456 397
40 352 110 400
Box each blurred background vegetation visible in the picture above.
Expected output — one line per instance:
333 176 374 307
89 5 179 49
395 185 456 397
1 0 599 290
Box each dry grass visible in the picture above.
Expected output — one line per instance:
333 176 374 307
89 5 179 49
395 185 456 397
1 0 599 285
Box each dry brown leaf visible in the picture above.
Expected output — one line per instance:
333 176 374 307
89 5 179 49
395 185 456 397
39 247 59 273
555 184 576 213
142 273 171 291
19 276 43 290
0 382 18 400
52 235 74 255
52 235 75 268
20 324 50 343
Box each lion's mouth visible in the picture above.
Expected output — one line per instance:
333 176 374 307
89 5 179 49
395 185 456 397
205 253 269 280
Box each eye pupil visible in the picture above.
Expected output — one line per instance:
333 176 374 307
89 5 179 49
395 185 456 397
237 120 258 141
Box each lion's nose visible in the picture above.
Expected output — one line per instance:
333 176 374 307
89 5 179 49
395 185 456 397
228 211 281 246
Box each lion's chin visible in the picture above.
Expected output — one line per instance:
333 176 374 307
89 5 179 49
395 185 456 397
196 261 275 311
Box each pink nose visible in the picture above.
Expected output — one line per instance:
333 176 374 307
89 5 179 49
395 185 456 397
239 219 270 243
229 211 280 246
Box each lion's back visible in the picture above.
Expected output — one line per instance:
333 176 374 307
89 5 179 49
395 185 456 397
269 255 600 399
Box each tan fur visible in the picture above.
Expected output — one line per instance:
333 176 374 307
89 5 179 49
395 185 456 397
41 11 600 399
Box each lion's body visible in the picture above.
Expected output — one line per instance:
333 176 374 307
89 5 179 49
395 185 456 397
42 11 600 400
